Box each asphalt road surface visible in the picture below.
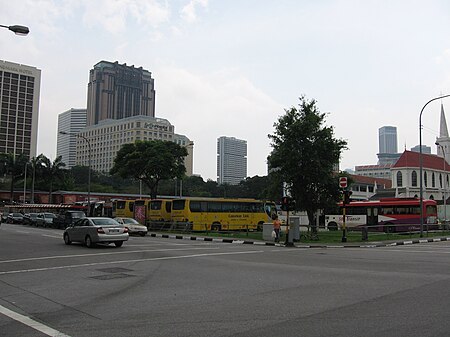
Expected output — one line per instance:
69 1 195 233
1 223 450 337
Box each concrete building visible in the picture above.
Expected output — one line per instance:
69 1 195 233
217 136 247 185
378 126 400 165
0 60 41 158
354 164 393 179
86 61 155 126
56 108 87 168
411 145 431 154
76 116 193 176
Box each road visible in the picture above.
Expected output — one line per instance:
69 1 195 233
1 223 450 337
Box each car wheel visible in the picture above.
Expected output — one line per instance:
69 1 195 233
114 241 124 247
63 233 72 245
85 235 95 248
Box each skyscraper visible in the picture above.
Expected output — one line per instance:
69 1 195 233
379 126 398 154
217 136 247 185
86 61 156 126
0 60 41 158
377 126 399 165
56 108 87 168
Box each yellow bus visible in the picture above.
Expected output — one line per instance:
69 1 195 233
148 199 172 222
112 199 135 218
171 197 276 231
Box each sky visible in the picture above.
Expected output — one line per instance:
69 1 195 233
2 0 450 181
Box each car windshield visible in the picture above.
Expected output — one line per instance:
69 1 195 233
122 218 139 225
12 213 22 217
44 213 56 218
71 212 85 218
92 218 120 227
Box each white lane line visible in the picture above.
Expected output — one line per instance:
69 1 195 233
0 304 71 337
0 250 263 275
0 247 220 264
41 234 61 239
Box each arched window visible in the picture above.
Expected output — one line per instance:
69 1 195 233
440 174 443 188
397 171 403 187
430 194 435 200
424 172 428 187
432 172 436 187
411 171 417 187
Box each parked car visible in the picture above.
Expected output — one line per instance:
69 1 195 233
7 213 24 224
54 210 86 229
23 213 39 226
36 213 57 227
114 217 148 236
63 217 129 248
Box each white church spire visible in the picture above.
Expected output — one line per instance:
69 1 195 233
440 104 449 138
436 103 450 159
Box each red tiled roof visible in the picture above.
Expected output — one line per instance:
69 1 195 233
349 174 392 188
393 150 450 172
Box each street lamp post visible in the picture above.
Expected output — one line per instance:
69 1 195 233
59 131 91 215
419 94 450 237
436 142 447 229
0 24 29 36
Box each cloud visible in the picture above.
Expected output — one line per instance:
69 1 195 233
155 66 282 179
180 0 208 23
81 0 170 34
434 49 450 65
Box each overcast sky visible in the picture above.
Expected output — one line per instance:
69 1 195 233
2 0 450 181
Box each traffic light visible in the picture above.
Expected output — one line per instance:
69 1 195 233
280 196 295 211
343 190 353 205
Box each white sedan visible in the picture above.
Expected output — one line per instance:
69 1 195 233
114 217 148 236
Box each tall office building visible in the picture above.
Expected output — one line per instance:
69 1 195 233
86 61 156 126
76 115 194 176
0 60 41 158
379 126 398 154
217 136 247 185
378 126 399 165
56 108 87 168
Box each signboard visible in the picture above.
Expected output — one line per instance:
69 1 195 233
339 177 348 188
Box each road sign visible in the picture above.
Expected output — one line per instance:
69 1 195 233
339 177 347 188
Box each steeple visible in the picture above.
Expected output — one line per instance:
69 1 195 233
440 104 449 138
436 104 450 160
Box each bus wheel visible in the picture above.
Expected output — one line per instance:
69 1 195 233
384 223 395 233
211 223 221 231
257 222 264 231
328 222 338 231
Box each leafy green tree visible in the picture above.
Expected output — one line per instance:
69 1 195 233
110 140 188 199
38 155 66 203
0 153 29 202
268 96 347 233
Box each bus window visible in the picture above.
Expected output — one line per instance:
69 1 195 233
116 200 126 210
150 200 162 210
207 201 222 212
129 202 134 212
190 201 207 212
172 200 186 210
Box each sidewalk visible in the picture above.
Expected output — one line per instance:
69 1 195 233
148 232 450 248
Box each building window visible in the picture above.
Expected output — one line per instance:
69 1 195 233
432 172 436 188
440 174 443 188
397 171 403 187
411 171 417 187
424 172 428 187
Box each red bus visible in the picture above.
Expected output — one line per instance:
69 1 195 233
325 198 438 233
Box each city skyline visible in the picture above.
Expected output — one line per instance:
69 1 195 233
2 1 450 180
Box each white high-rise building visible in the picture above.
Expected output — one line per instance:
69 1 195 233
217 136 247 185
56 108 87 168
379 126 398 154
0 60 41 158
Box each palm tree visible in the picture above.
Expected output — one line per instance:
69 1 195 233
29 154 44 203
39 155 66 203
0 153 29 202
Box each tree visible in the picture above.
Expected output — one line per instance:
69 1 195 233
0 153 29 202
38 155 66 203
268 96 347 234
110 140 188 199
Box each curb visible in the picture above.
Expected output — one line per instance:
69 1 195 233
148 233 450 248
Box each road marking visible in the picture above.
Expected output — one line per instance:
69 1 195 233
0 304 71 337
41 234 61 239
0 247 220 264
0 250 263 275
